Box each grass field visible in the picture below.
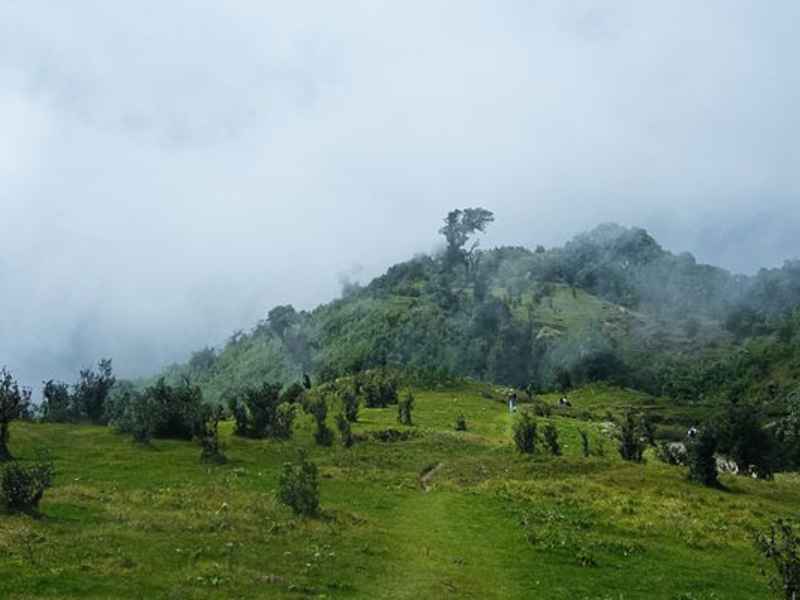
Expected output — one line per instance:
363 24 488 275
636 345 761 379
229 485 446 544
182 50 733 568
1 383 798 599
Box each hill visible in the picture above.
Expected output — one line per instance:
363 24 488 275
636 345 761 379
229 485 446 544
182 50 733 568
157 217 800 408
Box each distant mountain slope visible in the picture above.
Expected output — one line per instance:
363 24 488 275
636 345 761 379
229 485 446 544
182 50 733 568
156 220 800 404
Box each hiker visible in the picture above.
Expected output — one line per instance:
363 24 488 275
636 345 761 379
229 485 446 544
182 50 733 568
687 426 698 439
508 392 518 414
559 396 571 407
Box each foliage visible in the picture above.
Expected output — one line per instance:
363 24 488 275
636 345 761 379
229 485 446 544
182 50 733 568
40 380 75 423
543 422 561 456
195 404 226 464
72 359 116 425
229 382 295 440
145 378 204 440
578 429 590 458
397 392 414 426
1 454 54 513
753 519 800 600
617 411 646 463
0 368 31 462
277 450 319 517
341 388 359 423
439 207 494 270
714 401 776 479
335 413 354 448
454 413 467 431
513 412 538 454
656 441 687 466
307 397 333 447
686 428 719 487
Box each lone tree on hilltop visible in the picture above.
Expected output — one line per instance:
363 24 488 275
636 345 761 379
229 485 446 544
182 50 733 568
439 208 494 271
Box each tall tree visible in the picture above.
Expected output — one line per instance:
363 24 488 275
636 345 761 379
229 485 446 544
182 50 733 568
73 359 116 425
0 367 31 461
438 208 494 270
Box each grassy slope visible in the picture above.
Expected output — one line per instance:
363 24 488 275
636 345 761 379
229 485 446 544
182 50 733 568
2 384 798 599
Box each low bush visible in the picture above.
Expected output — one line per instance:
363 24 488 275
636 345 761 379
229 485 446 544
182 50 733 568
196 404 226 464
543 422 561 456
398 392 414 426
454 413 467 431
686 428 718 487
335 413 354 448
753 519 800 600
1 455 55 513
277 450 320 517
513 412 538 454
617 411 646 463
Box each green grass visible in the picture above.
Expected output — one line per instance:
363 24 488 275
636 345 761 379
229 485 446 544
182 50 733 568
2 384 798 599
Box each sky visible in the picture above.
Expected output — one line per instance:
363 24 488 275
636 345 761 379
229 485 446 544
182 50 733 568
1 1 799 390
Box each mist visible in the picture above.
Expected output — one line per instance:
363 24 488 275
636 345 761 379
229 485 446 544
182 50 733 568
2 1 799 391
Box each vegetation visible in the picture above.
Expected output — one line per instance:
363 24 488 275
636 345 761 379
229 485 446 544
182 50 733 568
512 411 538 454
754 519 800 600
397 391 414 426
277 450 320 517
617 411 646 463
0 368 31 462
1 454 54 513
686 428 719 487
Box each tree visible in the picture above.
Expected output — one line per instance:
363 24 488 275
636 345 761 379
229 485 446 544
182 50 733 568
41 379 74 423
0 368 31 462
686 427 719 487
268 305 298 340
341 388 359 423
195 404 226 464
73 359 116 425
307 397 333 446
617 411 646 463
715 401 776 478
439 208 494 270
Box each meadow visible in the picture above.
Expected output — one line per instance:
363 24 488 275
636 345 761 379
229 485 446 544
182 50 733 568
2 383 798 599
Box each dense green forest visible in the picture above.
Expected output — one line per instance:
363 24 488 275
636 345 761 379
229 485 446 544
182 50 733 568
156 212 800 408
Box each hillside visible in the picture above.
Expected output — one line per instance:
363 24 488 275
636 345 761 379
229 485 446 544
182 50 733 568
158 221 800 408
3 382 799 599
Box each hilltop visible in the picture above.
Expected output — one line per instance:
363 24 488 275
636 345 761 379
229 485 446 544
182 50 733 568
158 216 800 408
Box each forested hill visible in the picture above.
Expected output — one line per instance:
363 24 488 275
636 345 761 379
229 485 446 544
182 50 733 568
158 214 800 406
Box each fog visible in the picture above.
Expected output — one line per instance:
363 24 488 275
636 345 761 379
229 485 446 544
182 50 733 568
1 1 799 390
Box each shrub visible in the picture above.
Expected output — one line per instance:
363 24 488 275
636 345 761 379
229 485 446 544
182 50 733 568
398 392 414 426
280 382 305 405
532 402 552 417
578 429 590 458
40 379 75 423
617 411 646 463
543 422 561 456
454 413 467 431
146 378 203 440
341 388 359 423
277 450 319 517
1 455 55 513
307 397 333 446
335 413 354 448
0 368 32 462
196 405 226 464
686 428 719 487
715 401 776 479
513 412 538 454
753 519 800 600
229 382 294 439
72 358 116 425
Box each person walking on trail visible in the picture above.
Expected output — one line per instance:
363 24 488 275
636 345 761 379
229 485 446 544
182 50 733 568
508 392 518 414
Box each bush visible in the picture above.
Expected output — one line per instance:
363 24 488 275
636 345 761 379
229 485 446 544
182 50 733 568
715 401 776 479
578 429 590 458
40 379 75 423
543 422 561 456
341 388 359 423
686 428 718 487
307 397 333 447
754 519 800 600
454 413 467 431
229 382 295 440
617 411 646 463
196 404 226 464
1 455 55 513
277 450 319 517
147 378 203 440
280 382 305 405
335 413 354 448
0 368 32 462
398 392 414 426
513 412 538 454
